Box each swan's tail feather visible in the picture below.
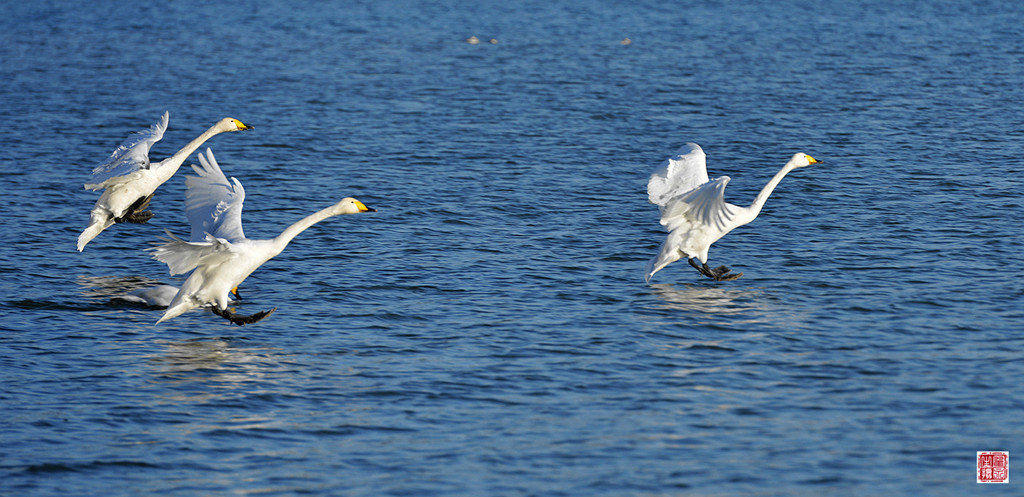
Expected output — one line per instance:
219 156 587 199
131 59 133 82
156 300 194 324
645 245 682 284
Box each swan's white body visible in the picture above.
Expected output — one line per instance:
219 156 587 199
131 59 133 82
645 143 820 283
151 149 374 324
77 112 252 251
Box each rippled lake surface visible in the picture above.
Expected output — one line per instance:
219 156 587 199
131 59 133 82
2 0 1023 495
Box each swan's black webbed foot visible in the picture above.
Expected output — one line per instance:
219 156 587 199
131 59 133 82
714 270 743 281
689 258 716 278
211 305 277 326
689 258 743 281
115 194 155 224
123 210 154 224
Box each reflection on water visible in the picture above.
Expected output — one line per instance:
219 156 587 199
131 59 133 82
150 338 236 374
648 283 809 330
143 338 294 439
148 338 284 379
77 275 175 301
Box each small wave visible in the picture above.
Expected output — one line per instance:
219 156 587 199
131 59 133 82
6 299 106 313
22 459 160 475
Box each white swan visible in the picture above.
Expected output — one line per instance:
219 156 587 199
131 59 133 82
645 143 821 283
151 148 375 325
77 112 253 251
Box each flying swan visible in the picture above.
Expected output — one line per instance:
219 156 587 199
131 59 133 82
151 148 375 325
77 112 253 251
645 142 821 283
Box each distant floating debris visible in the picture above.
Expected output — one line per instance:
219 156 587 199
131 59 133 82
489 38 498 44
620 38 632 45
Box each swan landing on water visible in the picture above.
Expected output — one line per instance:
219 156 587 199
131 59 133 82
150 148 375 326
645 142 821 283
77 112 253 251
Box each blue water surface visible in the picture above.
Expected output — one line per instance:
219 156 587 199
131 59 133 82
2 0 1023 495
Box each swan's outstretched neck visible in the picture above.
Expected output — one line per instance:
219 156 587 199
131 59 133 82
748 163 798 217
272 205 339 252
159 124 231 176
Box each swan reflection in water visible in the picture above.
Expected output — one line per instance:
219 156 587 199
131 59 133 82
78 275 177 306
149 337 280 377
145 337 298 434
77 275 237 308
648 283 808 330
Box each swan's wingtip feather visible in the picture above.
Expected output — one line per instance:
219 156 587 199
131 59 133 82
156 111 169 131
644 257 660 284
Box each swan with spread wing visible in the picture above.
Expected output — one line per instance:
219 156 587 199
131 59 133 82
645 143 821 283
77 112 253 251
151 149 375 325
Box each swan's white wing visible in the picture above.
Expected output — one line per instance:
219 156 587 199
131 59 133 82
660 176 739 233
150 230 236 275
645 176 740 283
647 142 710 207
185 148 246 243
86 111 169 190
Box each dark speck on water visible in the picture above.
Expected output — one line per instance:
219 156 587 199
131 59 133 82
2 0 1023 495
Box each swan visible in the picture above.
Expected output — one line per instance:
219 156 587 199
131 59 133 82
645 142 821 283
115 285 240 307
151 148 375 325
77 112 253 251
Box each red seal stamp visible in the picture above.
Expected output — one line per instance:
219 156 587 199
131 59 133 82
977 451 1009 483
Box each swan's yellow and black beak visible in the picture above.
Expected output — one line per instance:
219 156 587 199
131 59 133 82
807 155 822 164
230 286 242 300
232 119 254 131
355 200 376 213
